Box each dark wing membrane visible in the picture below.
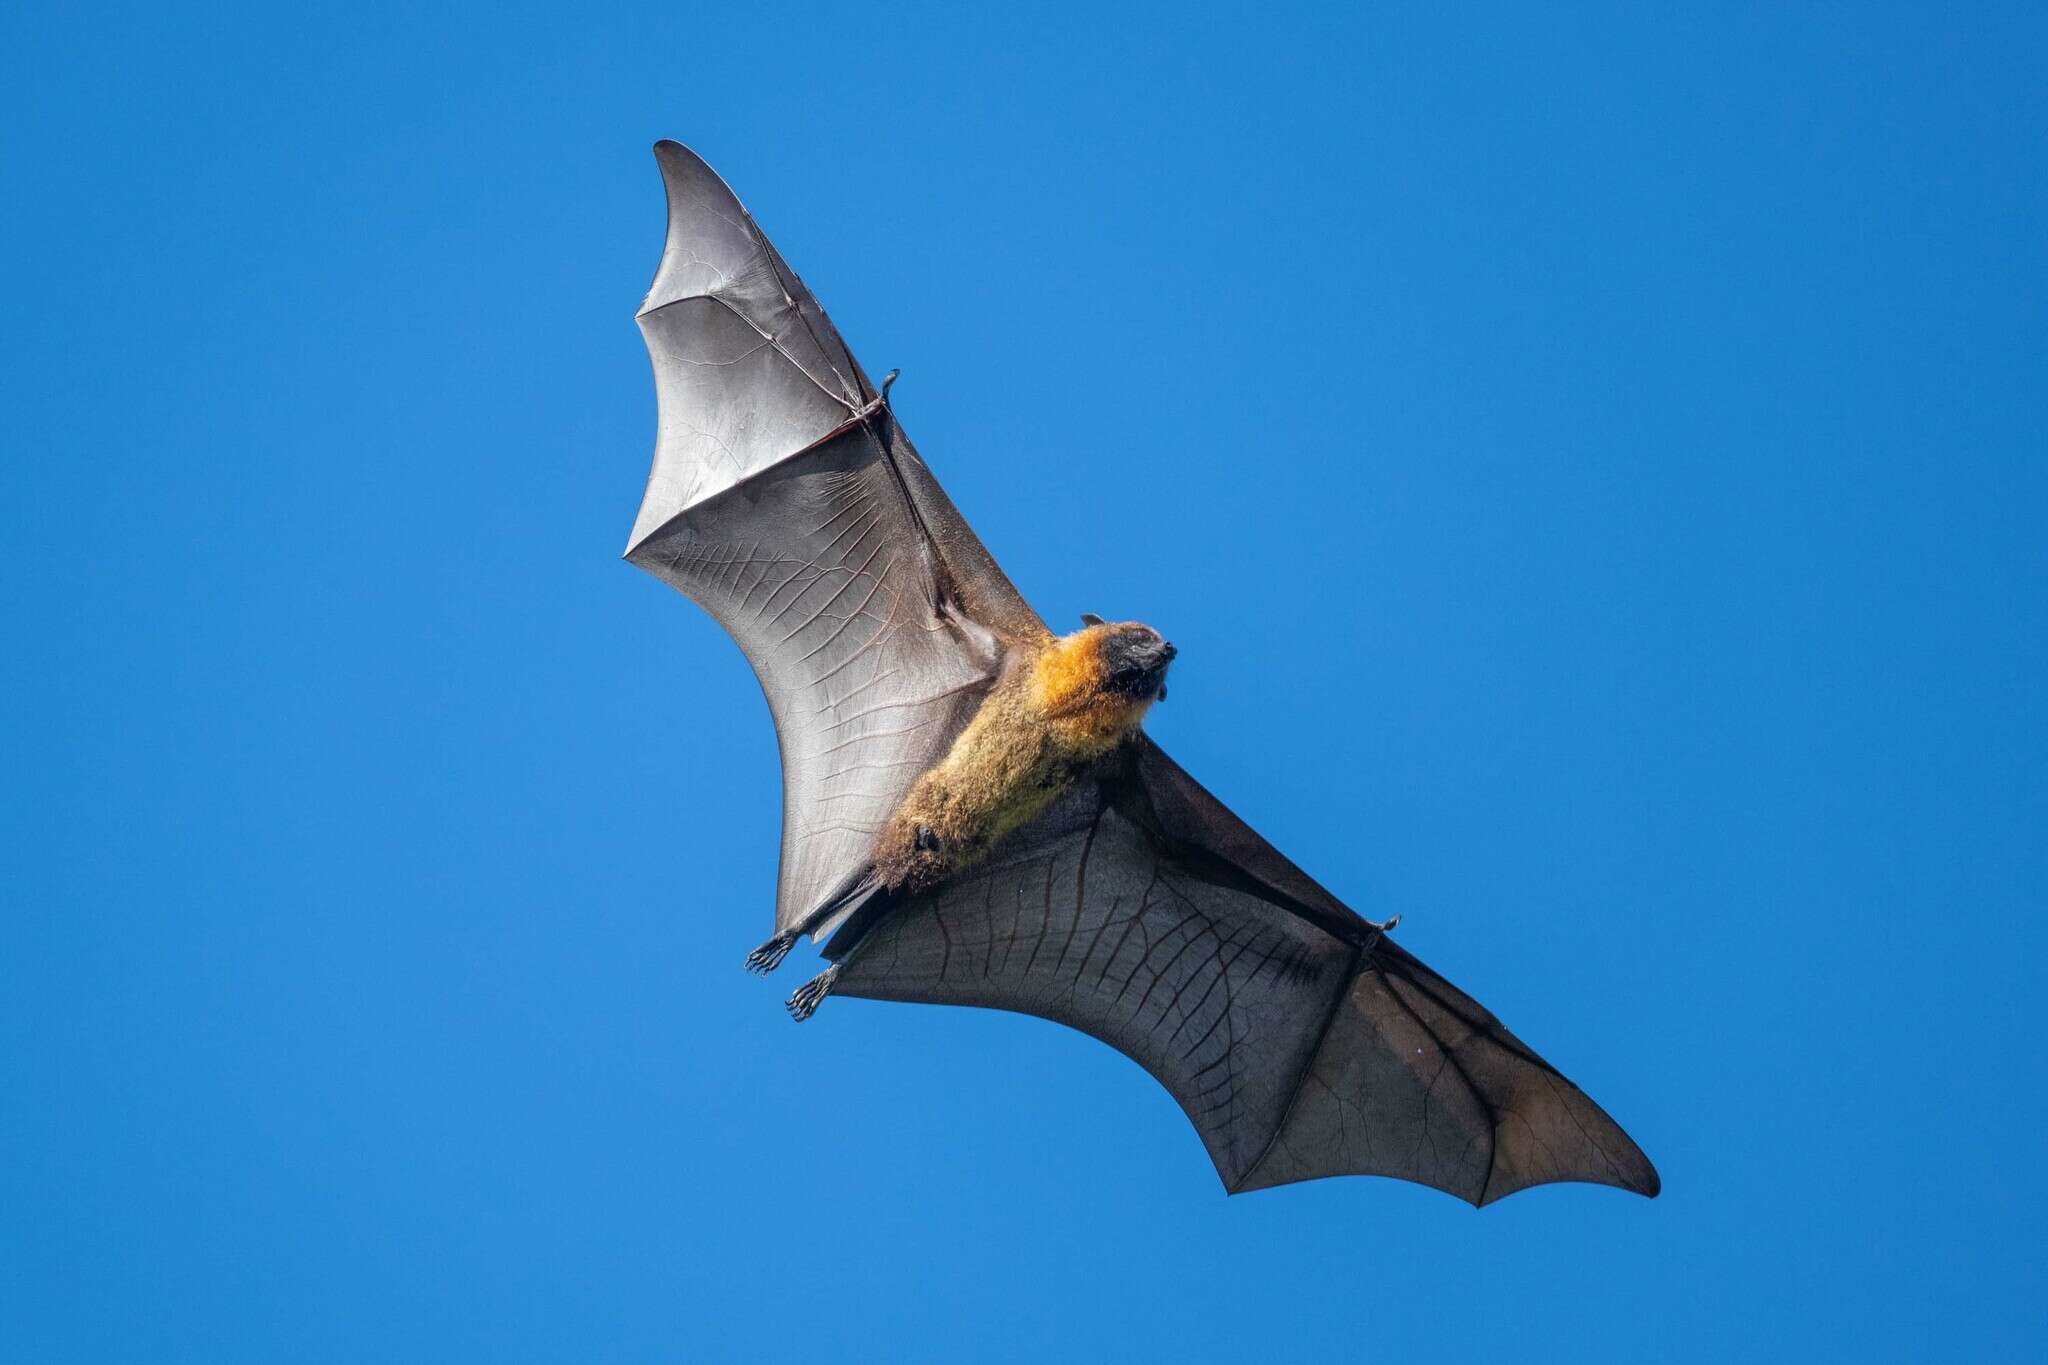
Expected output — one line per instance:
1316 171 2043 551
830 783 1361 1185
1127 739 1657 1199
627 142 1046 935
831 745 1659 1203
1236 937 1660 1202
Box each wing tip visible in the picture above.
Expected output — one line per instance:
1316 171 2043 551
649 137 700 177
647 138 732 205
1483 1144 1663 1206
638 138 751 319
1473 1165 1664 1208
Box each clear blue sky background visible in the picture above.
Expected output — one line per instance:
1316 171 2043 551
5 3 2043 1360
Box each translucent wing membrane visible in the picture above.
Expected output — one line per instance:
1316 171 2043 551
626 143 1040 934
628 141 873 552
628 421 1001 935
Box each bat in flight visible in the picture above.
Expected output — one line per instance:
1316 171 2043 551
623 141 1659 1203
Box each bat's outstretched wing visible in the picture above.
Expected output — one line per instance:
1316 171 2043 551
828 738 1659 1203
625 142 1047 939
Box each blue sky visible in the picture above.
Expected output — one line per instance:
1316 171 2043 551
4 3 2043 1360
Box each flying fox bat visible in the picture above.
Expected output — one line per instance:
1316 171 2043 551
623 141 1659 1203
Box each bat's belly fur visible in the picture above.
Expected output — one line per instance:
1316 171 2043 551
872 633 1152 893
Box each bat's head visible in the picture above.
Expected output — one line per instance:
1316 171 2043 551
1086 616 1177 704
1037 616 1177 725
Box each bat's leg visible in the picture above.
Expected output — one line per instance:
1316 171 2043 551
744 865 883 974
785 965 841 1022
1368 913 1402 933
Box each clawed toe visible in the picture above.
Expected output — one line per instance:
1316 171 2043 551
786 965 841 1023
745 931 797 975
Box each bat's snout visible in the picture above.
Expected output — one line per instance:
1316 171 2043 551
1142 640 1177 703
1097 625 1177 700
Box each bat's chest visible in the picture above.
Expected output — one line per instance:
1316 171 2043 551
875 658 1150 893
937 724 1078 830
884 713 1095 873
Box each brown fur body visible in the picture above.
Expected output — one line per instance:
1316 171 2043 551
872 624 1166 892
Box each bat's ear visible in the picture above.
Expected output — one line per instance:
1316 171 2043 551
1079 613 1106 627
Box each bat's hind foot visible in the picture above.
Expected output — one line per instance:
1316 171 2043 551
785 965 841 1023
1369 913 1402 934
745 930 799 975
